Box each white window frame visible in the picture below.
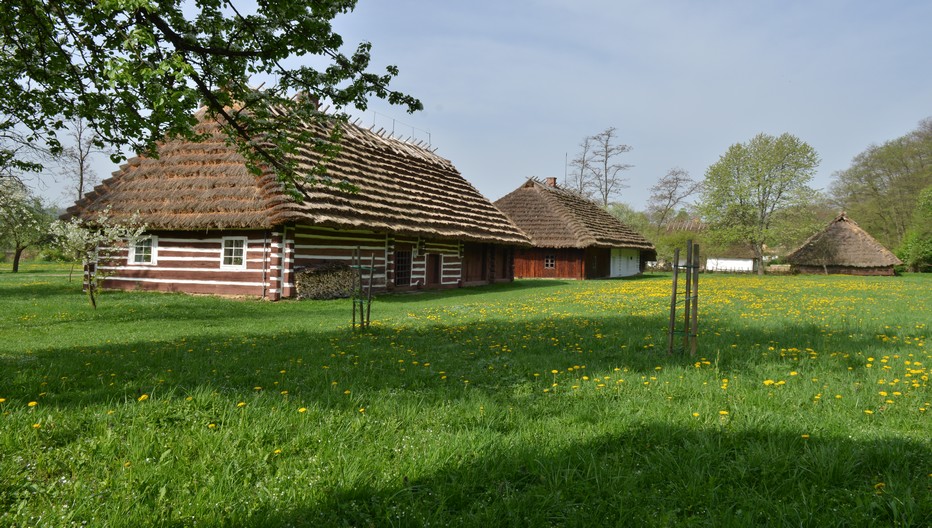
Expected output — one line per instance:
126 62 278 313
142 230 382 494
220 237 248 270
128 236 158 265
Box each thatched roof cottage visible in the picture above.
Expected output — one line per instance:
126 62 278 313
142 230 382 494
785 212 902 275
64 110 530 299
493 178 656 279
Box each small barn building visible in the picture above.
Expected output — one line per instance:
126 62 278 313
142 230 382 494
493 178 656 279
705 244 759 273
63 111 530 299
785 213 902 276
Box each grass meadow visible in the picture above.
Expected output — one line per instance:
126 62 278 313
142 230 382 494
1 265 930 527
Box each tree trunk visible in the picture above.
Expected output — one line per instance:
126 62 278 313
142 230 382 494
755 244 765 276
12 246 24 273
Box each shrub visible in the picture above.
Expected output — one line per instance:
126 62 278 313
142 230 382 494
294 262 358 300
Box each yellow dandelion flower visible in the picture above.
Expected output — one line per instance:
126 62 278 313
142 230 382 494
692 412 700 417
137 394 149 402
236 401 246 408
343 390 351 395
273 449 282 455
280 390 288 395
0 398 6 403
28 401 38 407
298 407 307 413
208 423 216 428
32 423 41 429
253 386 262 391
123 461 131 468
864 409 874 415
763 379 775 386
551 370 558 374
790 371 798 376
801 434 810 439
719 410 729 415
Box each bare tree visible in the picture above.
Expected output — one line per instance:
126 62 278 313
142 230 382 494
647 168 702 235
565 135 595 198
589 127 632 207
60 118 105 202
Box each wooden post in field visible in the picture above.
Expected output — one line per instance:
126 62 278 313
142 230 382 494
683 241 693 353
667 247 680 355
668 242 699 355
689 242 700 356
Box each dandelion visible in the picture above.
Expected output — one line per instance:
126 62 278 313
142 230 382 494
719 410 729 416
32 423 41 429
0 398 5 403
28 401 37 407
273 449 282 455
298 407 307 413
123 461 131 468
692 412 700 417
359 407 366 413
864 409 874 415
253 386 262 391
237 402 246 408
208 423 217 429
801 434 810 439
281 390 288 395
763 379 775 386
343 390 351 395
137 394 149 402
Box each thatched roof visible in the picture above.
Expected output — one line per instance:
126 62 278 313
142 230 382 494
64 110 529 246
494 179 656 252
785 213 902 267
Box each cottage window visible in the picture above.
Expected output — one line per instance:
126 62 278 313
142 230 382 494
394 250 412 286
544 254 556 269
221 237 247 269
128 236 157 265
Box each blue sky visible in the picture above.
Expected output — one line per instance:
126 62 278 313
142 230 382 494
43 0 932 209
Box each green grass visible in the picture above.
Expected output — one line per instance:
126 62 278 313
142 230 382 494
1 271 930 527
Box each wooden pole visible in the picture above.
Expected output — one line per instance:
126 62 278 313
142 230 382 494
690 243 700 356
366 252 375 327
667 247 680 355
683 240 693 352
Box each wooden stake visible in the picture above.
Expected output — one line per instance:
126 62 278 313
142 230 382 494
668 247 680 355
690 243 700 356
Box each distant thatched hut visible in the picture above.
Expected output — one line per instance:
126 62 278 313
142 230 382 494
493 178 656 279
63 110 529 299
785 213 901 276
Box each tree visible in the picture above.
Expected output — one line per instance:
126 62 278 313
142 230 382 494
897 185 932 272
60 117 105 202
50 208 146 308
830 118 932 249
565 135 595 199
1 0 422 199
589 127 633 207
699 133 820 275
646 168 701 236
606 202 650 234
0 178 53 272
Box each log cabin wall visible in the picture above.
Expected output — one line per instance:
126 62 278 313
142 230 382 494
513 247 584 279
291 225 388 292
98 229 274 297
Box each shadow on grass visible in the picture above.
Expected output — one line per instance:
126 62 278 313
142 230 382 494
249 422 931 527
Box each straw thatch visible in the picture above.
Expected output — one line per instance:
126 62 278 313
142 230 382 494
785 213 902 271
64 110 529 246
494 179 655 252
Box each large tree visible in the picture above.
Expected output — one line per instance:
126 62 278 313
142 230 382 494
830 118 932 250
1 0 422 198
699 133 820 275
589 127 632 207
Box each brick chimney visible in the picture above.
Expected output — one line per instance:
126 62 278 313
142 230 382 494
544 177 557 187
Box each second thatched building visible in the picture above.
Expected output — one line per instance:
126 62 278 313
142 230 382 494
494 178 656 279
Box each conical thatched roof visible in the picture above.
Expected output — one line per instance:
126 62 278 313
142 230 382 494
64 110 529 246
493 179 655 252
785 213 902 267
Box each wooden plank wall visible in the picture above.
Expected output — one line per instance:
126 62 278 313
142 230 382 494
98 229 274 297
514 248 583 279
